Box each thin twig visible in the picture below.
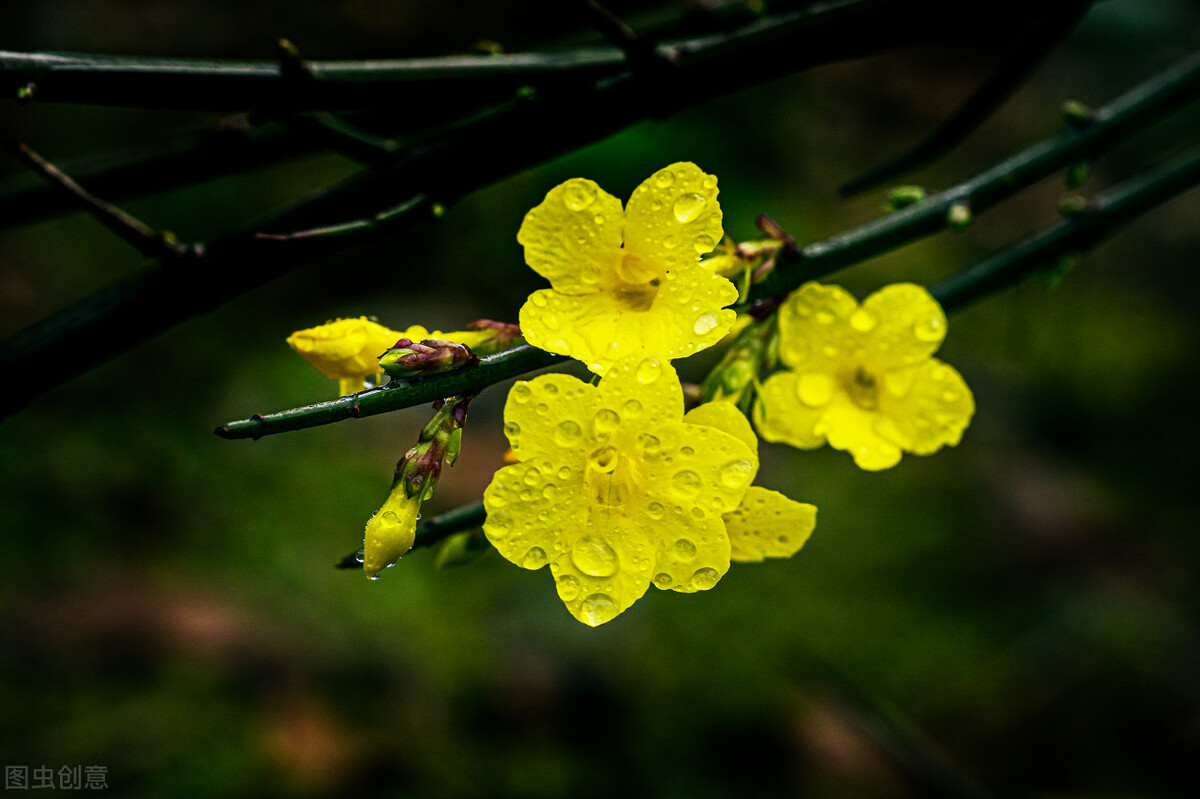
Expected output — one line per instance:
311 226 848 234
747 47 1200 305
839 0 1095 196
5 141 201 262
215 345 565 440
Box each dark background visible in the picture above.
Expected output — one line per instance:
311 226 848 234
2 1 1199 796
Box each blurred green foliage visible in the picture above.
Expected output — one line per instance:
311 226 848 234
2 1 1199 797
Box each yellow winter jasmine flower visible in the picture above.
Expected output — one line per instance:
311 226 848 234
287 319 493 396
483 355 809 626
754 282 974 470
517 162 738 375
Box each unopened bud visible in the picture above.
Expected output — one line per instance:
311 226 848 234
380 338 478 378
883 185 926 213
946 202 972 229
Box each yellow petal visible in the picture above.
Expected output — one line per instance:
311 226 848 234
548 515 654 626
363 483 421 578
876 358 974 455
724 486 816 563
649 513 731 594
753 371 827 449
287 317 402 381
645 264 738 360
641 422 756 517
483 462 587 570
597 355 685 436
683 401 759 457
519 288 625 373
502 372 598 466
860 283 948 370
517 177 625 291
817 398 903 470
625 162 723 269
776 282 864 372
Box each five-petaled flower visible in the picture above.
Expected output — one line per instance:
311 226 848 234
754 282 974 470
517 162 738 375
483 354 815 626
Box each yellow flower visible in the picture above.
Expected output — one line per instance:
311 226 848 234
287 318 493 396
517 162 738 375
483 355 814 626
754 282 974 470
362 481 421 579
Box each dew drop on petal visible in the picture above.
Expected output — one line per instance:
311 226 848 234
636 357 663 384
815 311 835 325
511 383 532 403
796 372 835 407
623 399 643 418
655 169 676 189
572 535 620 577
720 459 754 489
914 316 945 342
556 419 582 446
694 234 715 254
641 435 662 458
673 193 707 223
557 466 573 481
663 234 678 250
542 484 557 500
671 469 702 496
674 539 697 560
693 312 720 335
558 575 581 601
594 408 621 435
588 445 619 474
645 501 665 520
580 593 620 626
504 421 521 438
523 547 549 569
653 573 673 589
691 567 720 590
562 179 598 211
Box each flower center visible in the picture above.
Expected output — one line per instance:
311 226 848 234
584 445 642 508
841 366 880 411
612 252 662 312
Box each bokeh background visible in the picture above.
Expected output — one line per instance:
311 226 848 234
2 1 1200 796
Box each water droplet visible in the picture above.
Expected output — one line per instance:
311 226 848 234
850 309 876 332
693 311 720 335
535 402 549 415
542 484 557 500
943 390 960 402
572 535 620 577
673 193 707 223
640 435 662 458
694 234 715 253
557 466 573 481
796 372 835 407
504 421 521 438
354 549 365 563
511 383 532 403
580 594 619 626
691 567 720 590
562 179 597 211
914 316 945 342
931 364 952 382
815 311 835 325
655 169 676 189
645 501 665 520
636 357 663 384
623 399 643 417
653 573 673 589
588 445 619 474
543 382 559 396
593 214 605 225
680 446 695 458
721 459 754 489
556 419 582 446
369 573 381 581
674 539 697 560
541 313 560 329
594 408 620 435
523 467 541 486
672 469 701 496
523 547 549 569
690 507 706 520
581 266 601 284
663 234 678 250
530 293 548 307
558 575 580 601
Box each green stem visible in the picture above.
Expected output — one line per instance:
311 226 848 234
749 47 1200 303
215 345 564 440
932 143 1200 311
